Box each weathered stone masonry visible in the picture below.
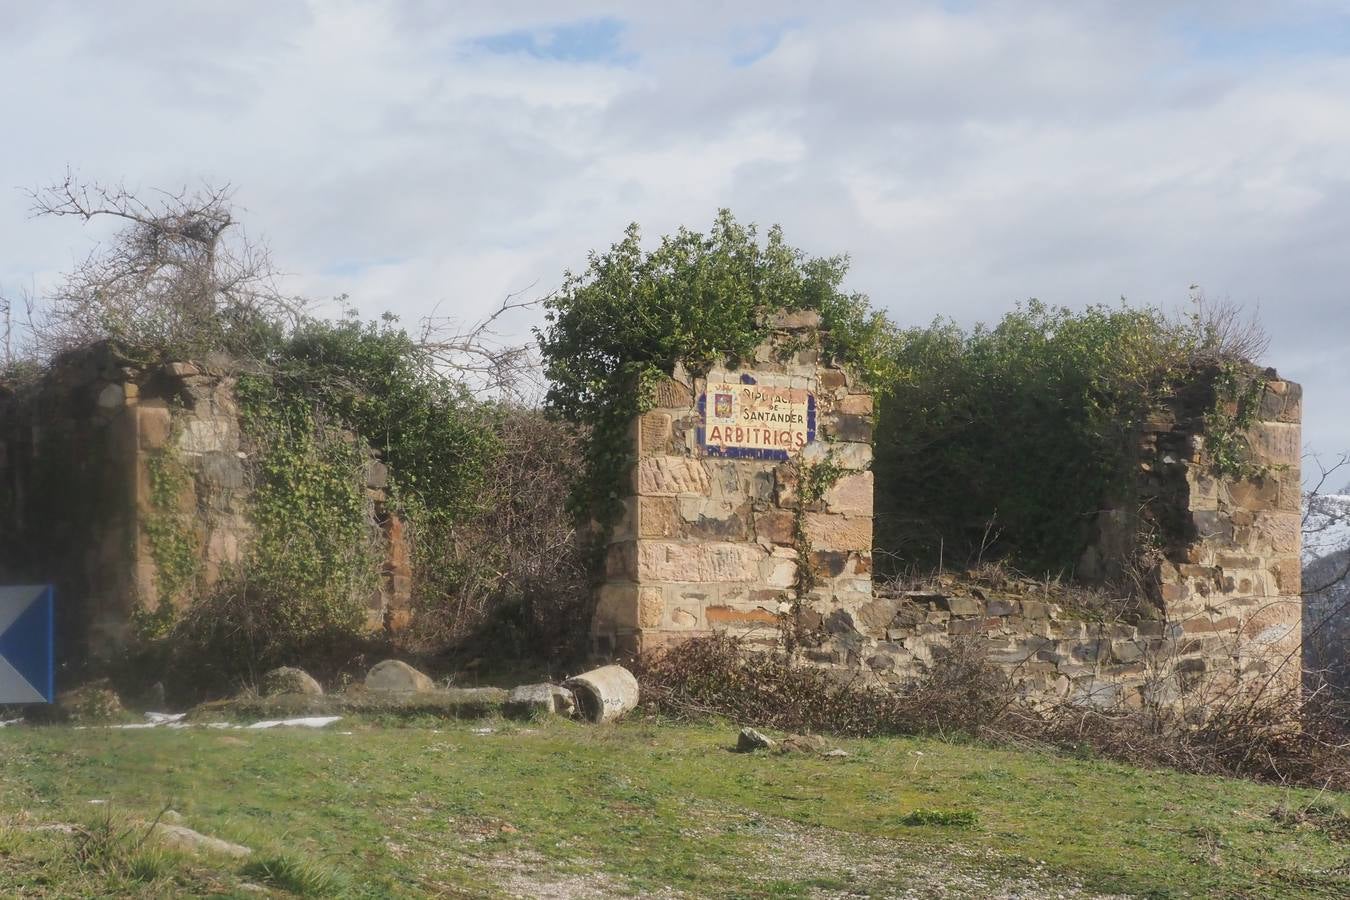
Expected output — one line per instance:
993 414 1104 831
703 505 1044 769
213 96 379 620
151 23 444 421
600 321 1305 710
0 344 410 674
592 310 875 656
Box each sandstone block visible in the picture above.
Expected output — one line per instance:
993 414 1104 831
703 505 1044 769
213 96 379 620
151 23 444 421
637 457 710 496
761 555 798 588
638 586 665 629
1248 511 1300 555
1246 421 1301 467
636 541 764 582
705 605 778 627
638 496 680 538
823 471 873 516
1269 557 1300 594
838 393 873 415
178 417 236 454
653 377 694 409
594 583 640 629
639 412 672 455
138 403 173 450
803 512 872 552
755 508 796 545
940 596 984 617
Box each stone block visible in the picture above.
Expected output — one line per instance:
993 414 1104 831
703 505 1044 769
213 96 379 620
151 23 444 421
638 587 665 629
1222 475 1280 511
638 496 680 538
668 606 701 628
838 393 873 415
823 471 873 516
653 377 694 409
200 451 245 489
138 402 173 450
605 542 636 579
939 596 984 617
823 413 872 443
1247 511 1300 555
761 555 798 588
755 508 796 545
803 512 872 552
594 582 640 630
1268 557 1300 594
639 412 672 455
1021 600 1050 620
803 440 872 470
365 460 389 488
767 309 822 330
96 383 125 410
506 683 577 718
637 456 711 496
809 549 848 578
178 416 236 454
1258 380 1301 424
705 605 778 627
636 541 764 582
1246 421 1301 467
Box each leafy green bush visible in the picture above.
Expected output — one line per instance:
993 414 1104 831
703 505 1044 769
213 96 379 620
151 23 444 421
537 209 896 536
873 301 1208 576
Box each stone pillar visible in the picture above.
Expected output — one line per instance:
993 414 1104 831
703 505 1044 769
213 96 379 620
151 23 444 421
1089 366 1303 697
592 310 875 657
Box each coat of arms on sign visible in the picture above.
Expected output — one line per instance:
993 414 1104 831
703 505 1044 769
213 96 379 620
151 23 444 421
714 392 733 418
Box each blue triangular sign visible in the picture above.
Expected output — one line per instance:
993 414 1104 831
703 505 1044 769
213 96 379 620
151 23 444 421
0 586 54 703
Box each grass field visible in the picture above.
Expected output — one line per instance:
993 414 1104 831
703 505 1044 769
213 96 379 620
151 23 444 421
1 716 1347 898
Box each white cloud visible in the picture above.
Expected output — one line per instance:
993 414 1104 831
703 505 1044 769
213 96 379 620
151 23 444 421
1 0 1347 463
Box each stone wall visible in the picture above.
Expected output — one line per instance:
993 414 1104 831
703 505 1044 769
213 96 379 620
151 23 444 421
592 310 875 656
0 344 410 675
601 333 1306 711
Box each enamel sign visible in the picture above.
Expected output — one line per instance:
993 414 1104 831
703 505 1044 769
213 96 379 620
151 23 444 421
698 371 816 460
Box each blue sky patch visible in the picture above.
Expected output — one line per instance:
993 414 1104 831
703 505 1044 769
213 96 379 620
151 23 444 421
471 17 634 65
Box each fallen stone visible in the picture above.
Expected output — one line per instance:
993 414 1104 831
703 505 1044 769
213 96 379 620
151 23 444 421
260 666 323 697
737 727 776 752
505 683 576 719
824 748 850 758
153 822 252 858
564 665 640 723
365 660 434 694
778 733 828 755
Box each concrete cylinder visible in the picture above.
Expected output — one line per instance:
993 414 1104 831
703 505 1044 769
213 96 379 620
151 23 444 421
564 665 640 723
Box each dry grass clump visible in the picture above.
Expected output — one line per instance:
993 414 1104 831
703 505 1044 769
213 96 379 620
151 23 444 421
637 632 1011 738
639 633 1350 790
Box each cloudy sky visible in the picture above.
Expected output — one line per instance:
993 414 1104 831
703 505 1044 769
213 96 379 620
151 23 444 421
1 1 1347 474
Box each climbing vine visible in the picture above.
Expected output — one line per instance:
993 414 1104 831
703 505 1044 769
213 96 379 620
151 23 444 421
1203 362 1271 480
232 372 380 645
136 436 199 639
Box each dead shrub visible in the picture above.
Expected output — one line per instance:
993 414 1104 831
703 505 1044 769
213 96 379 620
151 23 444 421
639 632 1350 790
636 632 1012 738
406 407 591 662
997 679 1350 790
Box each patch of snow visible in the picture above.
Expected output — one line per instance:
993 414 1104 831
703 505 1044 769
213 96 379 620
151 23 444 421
144 712 186 725
1305 493 1350 562
245 716 342 730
